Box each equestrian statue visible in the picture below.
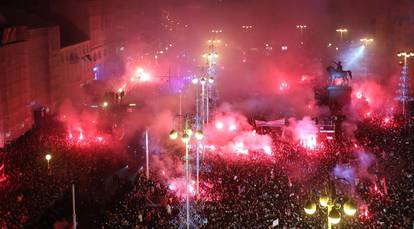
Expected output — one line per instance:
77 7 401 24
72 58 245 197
326 61 353 86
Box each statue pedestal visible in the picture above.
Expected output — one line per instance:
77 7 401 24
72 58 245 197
327 86 352 114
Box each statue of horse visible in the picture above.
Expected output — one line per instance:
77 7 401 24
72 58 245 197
326 66 352 86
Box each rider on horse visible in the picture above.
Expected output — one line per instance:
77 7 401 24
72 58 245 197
333 61 343 72
326 61 353 85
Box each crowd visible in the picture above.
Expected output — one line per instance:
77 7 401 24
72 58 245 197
98 172 179 228
0 121 126 228
1 116 413 228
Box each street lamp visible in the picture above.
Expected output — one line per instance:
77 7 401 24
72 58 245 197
397 51 414 66
360 38 374 47
397 51 414 117
304 182 357 229
296 24 307 33
336 28 348 40
360 38 374 77
169 123 204 229
45 153 52 171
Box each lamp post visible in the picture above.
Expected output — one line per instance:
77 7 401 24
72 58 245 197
360 38 374 77
169 122 204 229
304 181 357 228
397 51 414 117
296 25 307 36
195 76 214 124
397 51 414 67
45 153 52 172
336 28 348 41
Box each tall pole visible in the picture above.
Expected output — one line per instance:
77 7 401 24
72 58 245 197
179 92 183 129
145 129 149 179
196 142 200 197
201 83 205 124
72 184 77 229
206 83 209 124
185 142 190 229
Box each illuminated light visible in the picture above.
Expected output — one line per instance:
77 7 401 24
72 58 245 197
181 133 190 143
118 88 124 93
194 130 204 141
162 170 166 176
319 195 329 207
328 43 332 47
159 50 164 54
344 201 357 216
234 142 248 154
139 72 151 82
301 76 307 81
45 154 52 161
129 103 136 107
208 77 214 84
68 133 73 139
354 143 358 148
281 46 288 51
279 82 289 91
300 134 317 150
97 136 103 142
103 101 108 107
185 129 193 137
154 55 158 59
384 117 390 123
228 124 237 131
192 78 199 84
263 146 272 155
336 47 339 51
365 112 371 117
200 77 207 85
215 122 224 130
79 132 84 141
304 201 317 215
169 44 173 47
327 136 333 140
328 209 341 225
93 67 98 72
168 183 176 190
169 130 178 140
356 91 363 99
188 184 194 192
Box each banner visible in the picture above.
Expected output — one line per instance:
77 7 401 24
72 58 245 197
255 119 286 128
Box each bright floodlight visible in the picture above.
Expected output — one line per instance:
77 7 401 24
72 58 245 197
343 201 357 216
319 195 329 207
103 101 108 107
169 130 178 140
195 130 204 140
215 122 224 130
45 154 52 161
328 209 341 224
304 201 317 215
140 72 151 82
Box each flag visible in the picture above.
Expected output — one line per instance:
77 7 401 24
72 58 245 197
0 161 6 183
272 219 279 227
